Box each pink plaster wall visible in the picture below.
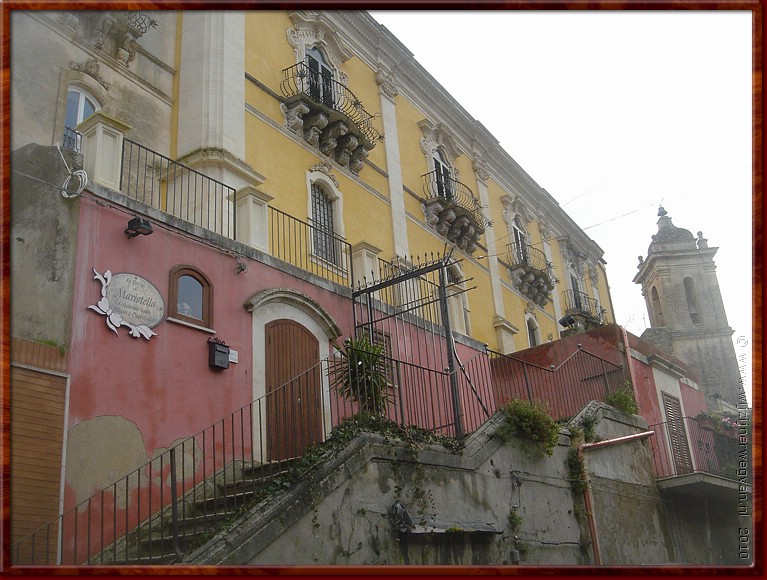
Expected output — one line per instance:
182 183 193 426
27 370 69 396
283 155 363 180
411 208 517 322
69 200 354 462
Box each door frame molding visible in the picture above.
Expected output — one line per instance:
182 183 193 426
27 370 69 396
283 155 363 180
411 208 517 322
245 288 341 461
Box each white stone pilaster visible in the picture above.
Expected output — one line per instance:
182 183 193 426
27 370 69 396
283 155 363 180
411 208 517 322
351 242 383 288
378 81 409 258
177 11 245 159
542 239 562 324
236 187 273 252
475 178 505 321
78 112 132 191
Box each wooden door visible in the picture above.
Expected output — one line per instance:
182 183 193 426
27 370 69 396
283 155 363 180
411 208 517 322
265 320 322 461
662 392 693 474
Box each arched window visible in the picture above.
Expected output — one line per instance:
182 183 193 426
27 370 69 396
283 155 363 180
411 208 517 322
306 47 334 108
311 182 339 265
526 317 539 348
651 286 666 327
169 267 213 329
64 86 99 150
683 277 701 324
433 149 453 201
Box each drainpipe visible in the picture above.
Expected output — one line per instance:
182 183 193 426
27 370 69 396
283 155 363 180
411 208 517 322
578 430 655 565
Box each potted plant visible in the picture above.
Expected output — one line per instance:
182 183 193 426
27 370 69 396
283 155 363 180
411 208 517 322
330 336 392 417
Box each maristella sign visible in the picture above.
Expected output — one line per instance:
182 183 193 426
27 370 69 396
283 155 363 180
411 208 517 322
88 268 164 340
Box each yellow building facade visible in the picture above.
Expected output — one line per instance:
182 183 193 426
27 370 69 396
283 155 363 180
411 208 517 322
226 10 613 352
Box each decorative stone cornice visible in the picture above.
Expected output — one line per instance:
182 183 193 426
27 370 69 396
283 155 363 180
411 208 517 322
178 147 266 188
70 58 110 91
309 159 339 188
287 11 351 85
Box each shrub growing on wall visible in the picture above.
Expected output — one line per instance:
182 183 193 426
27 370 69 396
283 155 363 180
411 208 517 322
604 383 638 415
497 398 560 457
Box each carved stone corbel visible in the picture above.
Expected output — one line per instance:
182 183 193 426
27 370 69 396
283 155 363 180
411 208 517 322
281 101 311 135
303 112 328 147
319 120 348 157
334 134 358 167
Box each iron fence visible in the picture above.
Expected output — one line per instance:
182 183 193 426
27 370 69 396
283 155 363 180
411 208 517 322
648 416 743 481
120 139 236 239
268 206 353 287
487 346 629 421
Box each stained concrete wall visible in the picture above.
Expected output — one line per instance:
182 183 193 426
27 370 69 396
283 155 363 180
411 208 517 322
11 144 82 347
188 414 588 566
185 405 746 567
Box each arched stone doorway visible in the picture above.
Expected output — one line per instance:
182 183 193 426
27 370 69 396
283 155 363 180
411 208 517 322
245 289 341 462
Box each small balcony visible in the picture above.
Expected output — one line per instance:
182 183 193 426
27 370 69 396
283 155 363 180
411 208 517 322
421 169 490 255
505 242 555 306
280 62 382 175
649 416 750 500
563 289 604 328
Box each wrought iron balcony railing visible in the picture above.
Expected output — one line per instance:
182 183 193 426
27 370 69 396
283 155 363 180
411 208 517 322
507 242 548 272
280 62 382 146
421 170 488 230
62 127 82 153
563 289 603 321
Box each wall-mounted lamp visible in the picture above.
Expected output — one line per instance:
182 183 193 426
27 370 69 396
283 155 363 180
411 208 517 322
559 314 576 328
125 216 153 238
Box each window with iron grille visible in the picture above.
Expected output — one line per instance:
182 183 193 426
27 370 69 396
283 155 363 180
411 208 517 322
311 183 339 265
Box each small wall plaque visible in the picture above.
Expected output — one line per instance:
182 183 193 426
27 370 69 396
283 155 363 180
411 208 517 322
88 268 163 340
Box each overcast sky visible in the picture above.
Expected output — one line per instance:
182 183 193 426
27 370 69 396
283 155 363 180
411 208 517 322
370 10 753 402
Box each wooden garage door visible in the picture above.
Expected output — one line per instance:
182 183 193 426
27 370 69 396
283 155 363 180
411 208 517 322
11 365 67 564
265 320 322 461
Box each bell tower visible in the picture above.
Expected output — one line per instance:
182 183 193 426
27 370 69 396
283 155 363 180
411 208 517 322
633 207 742 408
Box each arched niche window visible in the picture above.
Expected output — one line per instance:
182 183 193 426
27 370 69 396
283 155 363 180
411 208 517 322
526 317 540 348
305 47 335 108
683 277 701 324
169 266 213 329
64 85 100 150
651 286 666 327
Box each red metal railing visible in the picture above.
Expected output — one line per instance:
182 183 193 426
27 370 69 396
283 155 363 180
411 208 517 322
12 344 630 565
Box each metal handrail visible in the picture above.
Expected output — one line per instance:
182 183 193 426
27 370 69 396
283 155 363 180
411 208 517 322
120 139 237 239
13 342 630 565
280 62 382 145
268 206 353 287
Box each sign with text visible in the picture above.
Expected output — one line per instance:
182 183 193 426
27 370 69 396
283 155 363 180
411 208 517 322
104 273 165 328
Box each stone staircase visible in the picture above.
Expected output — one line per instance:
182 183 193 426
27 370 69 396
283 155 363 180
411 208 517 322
91 460 290 565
